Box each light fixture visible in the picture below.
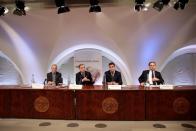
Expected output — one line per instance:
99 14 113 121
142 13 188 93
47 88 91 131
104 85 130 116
174 0 189 10
134 0 145 12
0 6 5 16
153 0 170 11
89 0 101 13
55 0 70 14
13 0 26 16
0 6 9 16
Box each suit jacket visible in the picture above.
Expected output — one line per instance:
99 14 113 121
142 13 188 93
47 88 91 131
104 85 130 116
47 72 63 85
138 70 164 85
76 71 93 85
103 70 123 85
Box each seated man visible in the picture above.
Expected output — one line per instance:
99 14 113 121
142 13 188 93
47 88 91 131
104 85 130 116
103 62 123 85
47 64 63 86
138 61 164 86
76 64 93 85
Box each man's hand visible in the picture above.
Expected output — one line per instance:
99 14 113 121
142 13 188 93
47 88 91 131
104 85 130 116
82 77 90 82
112 81 119 85
48 81 55 85
140 82 145 86
107 82 119 85
107 82 113 85
152 77 159 82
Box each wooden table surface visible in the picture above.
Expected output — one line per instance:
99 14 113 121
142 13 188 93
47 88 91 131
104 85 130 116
0 85 195 120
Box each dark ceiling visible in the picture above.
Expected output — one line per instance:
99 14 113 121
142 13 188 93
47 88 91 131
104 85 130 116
0 0 195 8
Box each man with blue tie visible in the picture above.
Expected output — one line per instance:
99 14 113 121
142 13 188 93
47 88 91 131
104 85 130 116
138 61 164 86
103 62 123 85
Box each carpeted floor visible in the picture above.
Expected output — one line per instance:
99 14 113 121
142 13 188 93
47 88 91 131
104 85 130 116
0 119 196 131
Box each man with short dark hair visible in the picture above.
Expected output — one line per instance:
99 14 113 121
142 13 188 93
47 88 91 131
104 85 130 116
103 62 123 85
138 61 164 86
47 64 63 86
76 64 93 85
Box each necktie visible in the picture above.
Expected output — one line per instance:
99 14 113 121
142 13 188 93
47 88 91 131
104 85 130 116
111 71 114 81
81 72 85 78
152 71 157 85
148 71 153 85
152 71 155 78
52 73 56 82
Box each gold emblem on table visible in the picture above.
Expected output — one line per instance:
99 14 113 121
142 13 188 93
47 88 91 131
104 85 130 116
173 97 190 114
34 96 49 113
102 97 118 114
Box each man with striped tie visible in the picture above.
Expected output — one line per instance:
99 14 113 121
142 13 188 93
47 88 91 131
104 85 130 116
138 61 164 86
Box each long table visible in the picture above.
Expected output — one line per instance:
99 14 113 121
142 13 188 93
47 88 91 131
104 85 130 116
0 85 196 120
75 86 145 120
0 85 75 119
145 86 196 120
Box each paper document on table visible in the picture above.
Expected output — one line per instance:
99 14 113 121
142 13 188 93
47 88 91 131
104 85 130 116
69 84 83 89
108 85 122 90
32 83 44 89
160 85 174 89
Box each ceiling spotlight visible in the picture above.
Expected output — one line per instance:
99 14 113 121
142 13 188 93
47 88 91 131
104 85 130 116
0 6 6 16
55 0 70 14
153 0 170 11
13 0 26 16
58 6 70 14
134 0 146 12
89 0 101 13
174 0 189 10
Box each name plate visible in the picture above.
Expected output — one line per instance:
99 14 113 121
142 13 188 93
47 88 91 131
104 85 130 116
69 84 83 89
32 83 44 89
108 85 122 90
160 85 174 89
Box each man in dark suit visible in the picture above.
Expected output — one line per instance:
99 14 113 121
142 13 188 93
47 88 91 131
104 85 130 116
138 61 164 86
47 64 63 86
76 64 93 85
103 62 123 85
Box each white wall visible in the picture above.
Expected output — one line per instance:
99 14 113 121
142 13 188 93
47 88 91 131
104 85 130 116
162 53 196 85
0 5 196 84
58 55 127 85
0 56 22 85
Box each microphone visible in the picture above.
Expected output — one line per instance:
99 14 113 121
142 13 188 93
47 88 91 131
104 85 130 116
102 73 108 89
43 78 47 85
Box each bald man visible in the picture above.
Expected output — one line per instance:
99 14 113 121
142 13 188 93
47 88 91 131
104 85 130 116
47 64 63 86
